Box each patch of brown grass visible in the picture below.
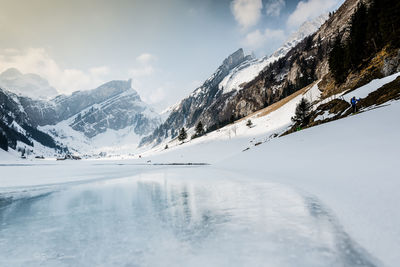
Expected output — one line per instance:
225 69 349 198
250 83 314 119
319 46 396 99
234 86 307 125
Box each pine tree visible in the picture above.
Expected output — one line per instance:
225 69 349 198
195 121 205 137
0 132 8 151
317 36 324 60
230 114 235 124
178 127 187 142
348 2 368 68
291 98 312 126
304 35 313 51
328 35 349 83
246 119 253 128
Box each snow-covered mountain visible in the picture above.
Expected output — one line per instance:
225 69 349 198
0 87 67 156
139 48 252 147
272 14 329 59
139 15 329 148
219 14 328 95
0 68 58 100
41 80 161 155
0 79 161 156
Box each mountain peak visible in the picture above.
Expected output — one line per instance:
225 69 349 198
271 13 329 59
96 79 133 91
222 48 246 70
0 68 23 79
0 68 58 100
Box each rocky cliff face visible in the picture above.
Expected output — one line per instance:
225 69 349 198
68 81 160 138
0 88 64 152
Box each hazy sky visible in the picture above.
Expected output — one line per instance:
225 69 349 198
0 0 343 111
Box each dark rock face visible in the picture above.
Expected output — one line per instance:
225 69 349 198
139 49 251 147
382 49 400 76
0 90 32 126
0 88 63 151
54 80 134 122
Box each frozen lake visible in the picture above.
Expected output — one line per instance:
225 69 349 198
0 166 378 267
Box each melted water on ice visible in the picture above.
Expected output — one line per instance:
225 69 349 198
0 167 378 267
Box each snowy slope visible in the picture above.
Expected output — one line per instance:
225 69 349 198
218 55 279 95
141 81 321 160
143 72 399 162
135 75 400 267
40 120 144 157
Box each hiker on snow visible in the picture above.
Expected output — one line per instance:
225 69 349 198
350 96 361 113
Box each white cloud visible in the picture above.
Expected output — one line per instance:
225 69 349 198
287 0 338 28
136 53 156 64
231 0 263 29
148 87 167 104
265 0 285 17
128 53 157 78
128 66 155 77
131 78 172 108
0 48 110 94
89 66 110 76
242 28 285 50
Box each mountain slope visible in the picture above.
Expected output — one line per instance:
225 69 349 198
140 14 329 147
0 87 66 155
140 48 252 146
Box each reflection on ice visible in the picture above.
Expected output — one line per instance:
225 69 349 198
0 168 377 266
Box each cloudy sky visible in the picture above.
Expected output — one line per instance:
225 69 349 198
0 0 343 111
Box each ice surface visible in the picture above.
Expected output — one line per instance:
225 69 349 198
0 167 378 267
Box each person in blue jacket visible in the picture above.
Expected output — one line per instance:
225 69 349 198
350 96 361 113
